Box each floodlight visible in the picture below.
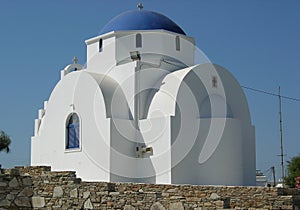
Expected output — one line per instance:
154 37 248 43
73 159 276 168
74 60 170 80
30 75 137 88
130 51 141 61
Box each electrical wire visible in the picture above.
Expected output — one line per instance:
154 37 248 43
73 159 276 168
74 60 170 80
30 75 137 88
242 85 300 102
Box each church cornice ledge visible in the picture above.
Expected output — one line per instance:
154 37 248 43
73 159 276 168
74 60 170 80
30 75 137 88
85 30 194 45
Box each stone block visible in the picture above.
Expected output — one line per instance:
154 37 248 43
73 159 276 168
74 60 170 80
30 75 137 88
107 201 113 207
109 191 120 196
31 196 45 208
8 178 19 188
124 205 135 210
215 200 224 208
150 202 166 210
70 188 78 198
6 194 14 201
10 169 20 176
169 202 184 210
119 198 125 205
74 178 81 184
0 199 11 207
14 197 31 207
83 191 90 199
162 192 169 197
22 177 32 186
204 202 212 207
170 195 184 199
18 187 33 197
53 186 63 197
84 198 93 209
0 182 7 187
210 193 220 200
167 188 178 193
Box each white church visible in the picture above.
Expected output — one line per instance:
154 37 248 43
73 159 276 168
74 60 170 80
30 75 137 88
31 5 256 186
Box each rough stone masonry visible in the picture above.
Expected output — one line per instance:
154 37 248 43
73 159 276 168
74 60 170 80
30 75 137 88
0 166 299 209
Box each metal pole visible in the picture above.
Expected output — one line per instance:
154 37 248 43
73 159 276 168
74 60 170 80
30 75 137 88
134 61 141 157
134 60 140 130
271 166 276 187
278 86 285 186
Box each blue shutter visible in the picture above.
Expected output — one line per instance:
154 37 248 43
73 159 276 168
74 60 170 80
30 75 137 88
67 123 79 149
74 123 79 148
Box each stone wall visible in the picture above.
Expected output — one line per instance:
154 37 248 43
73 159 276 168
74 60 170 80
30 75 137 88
0 166 299 210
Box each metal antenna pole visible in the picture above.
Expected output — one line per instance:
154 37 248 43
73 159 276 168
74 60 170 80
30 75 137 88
278 86 285 186
271 166 276 187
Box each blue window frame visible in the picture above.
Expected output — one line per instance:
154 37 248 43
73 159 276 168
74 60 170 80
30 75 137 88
66 113 80 149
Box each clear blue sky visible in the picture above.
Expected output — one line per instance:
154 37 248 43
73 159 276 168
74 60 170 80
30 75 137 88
0 0 299 181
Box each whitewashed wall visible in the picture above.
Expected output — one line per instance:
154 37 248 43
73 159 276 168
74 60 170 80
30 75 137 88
32 30 255 186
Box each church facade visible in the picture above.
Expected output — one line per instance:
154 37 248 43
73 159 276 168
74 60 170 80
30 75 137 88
31 7 256 186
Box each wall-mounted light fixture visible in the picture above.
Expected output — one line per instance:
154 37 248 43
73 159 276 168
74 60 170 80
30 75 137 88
136 146 153 158
130 51 141 61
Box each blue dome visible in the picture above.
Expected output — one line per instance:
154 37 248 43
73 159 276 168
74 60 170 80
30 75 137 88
99 10 186 35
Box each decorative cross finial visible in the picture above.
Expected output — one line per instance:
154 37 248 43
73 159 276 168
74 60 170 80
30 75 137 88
73 56 78 64
137 3 143 10
212 76 218 88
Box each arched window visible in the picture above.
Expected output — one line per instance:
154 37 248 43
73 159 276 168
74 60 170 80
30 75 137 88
99 39 103 52
136 33 142 48
66 113 80 149
175 36 180 51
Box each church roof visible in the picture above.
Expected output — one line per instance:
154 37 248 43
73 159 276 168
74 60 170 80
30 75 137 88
99 9 186 35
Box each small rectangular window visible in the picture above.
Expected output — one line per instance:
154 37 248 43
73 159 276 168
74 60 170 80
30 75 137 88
99 39 103 52
136 34 142 48
176 36 180 51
